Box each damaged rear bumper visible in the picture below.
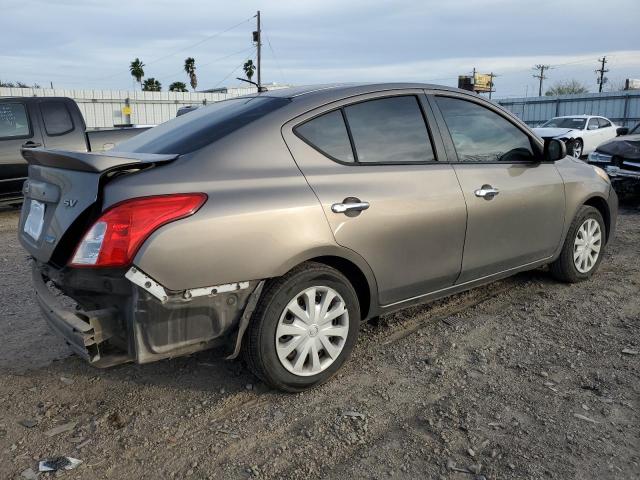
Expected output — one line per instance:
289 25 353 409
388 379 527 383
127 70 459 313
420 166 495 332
32 262 261 367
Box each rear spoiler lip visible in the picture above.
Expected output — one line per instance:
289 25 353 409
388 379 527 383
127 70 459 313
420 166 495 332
21 148 179 173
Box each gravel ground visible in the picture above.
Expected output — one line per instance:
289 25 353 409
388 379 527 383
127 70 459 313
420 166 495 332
0 206 638 480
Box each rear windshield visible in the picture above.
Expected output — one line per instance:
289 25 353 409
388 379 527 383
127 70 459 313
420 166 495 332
113 96 289 154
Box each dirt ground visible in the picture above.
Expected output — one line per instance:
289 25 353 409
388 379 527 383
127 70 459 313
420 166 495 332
0 205 638 480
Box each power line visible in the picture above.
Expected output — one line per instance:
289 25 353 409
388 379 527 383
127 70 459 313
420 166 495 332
88 16 253 82
157 46 254 83
264 30 286 85
211 59 250 90
144 16 253 67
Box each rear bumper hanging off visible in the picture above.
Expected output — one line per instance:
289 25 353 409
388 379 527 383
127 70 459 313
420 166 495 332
31 262 262 367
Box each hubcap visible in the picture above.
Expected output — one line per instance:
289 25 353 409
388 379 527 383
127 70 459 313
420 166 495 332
275 286 349 377
573 218 601 273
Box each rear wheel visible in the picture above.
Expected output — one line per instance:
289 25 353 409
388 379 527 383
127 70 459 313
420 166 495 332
550 205 605 282
244 262 360 392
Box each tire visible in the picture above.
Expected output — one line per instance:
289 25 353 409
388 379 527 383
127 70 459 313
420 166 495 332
243 262 360 392
550 205 606 283
571 139 583 158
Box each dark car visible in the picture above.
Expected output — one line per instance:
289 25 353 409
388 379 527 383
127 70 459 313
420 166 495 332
0 97 149 205
587 123 640 194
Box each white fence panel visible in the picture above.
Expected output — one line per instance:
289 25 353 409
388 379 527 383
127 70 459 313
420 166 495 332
0 87 242 128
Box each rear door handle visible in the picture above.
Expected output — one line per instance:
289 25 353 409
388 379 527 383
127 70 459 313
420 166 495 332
474 185 500 199
21 141 42 148
331 200 370 214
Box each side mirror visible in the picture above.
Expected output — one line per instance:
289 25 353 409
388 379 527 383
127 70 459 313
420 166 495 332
616 127 629 136
544 138 566 162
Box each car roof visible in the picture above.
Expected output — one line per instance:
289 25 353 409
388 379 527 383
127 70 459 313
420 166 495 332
258 82 472 102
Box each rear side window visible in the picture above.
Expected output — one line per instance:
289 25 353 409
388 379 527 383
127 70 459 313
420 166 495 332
115 96 290 155
587 118 600 130
598 118 611 128
0 103 31 139
436 96 534 163
295 110 354 162
344 96 435 163
41 101 74 136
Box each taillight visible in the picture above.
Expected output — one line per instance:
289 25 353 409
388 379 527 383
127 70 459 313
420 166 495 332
70 193 207 267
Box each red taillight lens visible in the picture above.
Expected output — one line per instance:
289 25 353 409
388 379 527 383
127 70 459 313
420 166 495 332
70 193 207 268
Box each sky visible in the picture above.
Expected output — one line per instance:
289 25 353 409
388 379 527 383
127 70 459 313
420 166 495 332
2 0 640 98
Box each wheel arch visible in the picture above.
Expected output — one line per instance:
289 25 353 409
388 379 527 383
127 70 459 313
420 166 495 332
276 247 379 321
583 195 611 242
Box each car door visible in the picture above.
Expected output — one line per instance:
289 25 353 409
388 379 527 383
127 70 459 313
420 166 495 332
429 93 565 284
597 117 616 145
0 100 44 199
282 91 467 306
583 117 602 153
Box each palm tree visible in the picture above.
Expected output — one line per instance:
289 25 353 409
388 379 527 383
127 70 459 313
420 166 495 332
184 57 197 91
243 60 255 82
142 77 161 92
169 81 188 92
129 58 145 89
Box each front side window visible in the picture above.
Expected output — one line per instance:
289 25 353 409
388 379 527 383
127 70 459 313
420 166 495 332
343 96 435 163
436 96 535 163
295 110 354 162
0 103 30 139
41 101 74 136
587 118 600 130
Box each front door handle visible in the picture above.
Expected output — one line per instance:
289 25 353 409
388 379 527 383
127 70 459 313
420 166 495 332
474 185 500 199
331 198 370 216
21 141 42 148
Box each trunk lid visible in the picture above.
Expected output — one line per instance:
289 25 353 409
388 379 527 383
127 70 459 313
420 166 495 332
19 148 177 264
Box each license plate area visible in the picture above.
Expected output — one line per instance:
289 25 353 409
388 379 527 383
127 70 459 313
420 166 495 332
24 199 46 241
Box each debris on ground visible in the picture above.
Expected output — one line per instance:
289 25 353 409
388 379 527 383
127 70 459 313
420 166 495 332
44 421 77 437
20 467 38 479
38 457 82 472
19 419 38 428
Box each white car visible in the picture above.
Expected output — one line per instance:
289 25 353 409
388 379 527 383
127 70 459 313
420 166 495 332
533 115 618 158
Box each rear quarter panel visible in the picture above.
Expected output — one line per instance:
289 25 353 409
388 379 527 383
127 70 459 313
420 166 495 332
102 120 342 291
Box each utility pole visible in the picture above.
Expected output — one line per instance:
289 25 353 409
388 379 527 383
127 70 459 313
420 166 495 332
596 56 608 93
253 10 262 90
533 64 550 97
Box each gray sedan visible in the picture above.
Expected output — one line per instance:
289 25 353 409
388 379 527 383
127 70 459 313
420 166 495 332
18 83 617 391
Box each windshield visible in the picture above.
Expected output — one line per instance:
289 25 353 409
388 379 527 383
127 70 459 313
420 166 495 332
114 96 290 154
630 123 640 135
540 117 586 130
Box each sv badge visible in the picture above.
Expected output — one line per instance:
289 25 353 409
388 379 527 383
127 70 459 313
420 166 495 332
63 199 78 208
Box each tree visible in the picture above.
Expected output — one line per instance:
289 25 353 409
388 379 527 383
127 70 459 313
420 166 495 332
129 58 145 89
142 77 161 91
169 81 188 92
243 59 255 82
0 80 41 88
545 80 589 96
184 57 197 91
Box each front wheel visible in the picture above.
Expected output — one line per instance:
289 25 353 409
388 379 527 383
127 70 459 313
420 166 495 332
571 138 583 158
243 262 360 392
550 205 605 283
